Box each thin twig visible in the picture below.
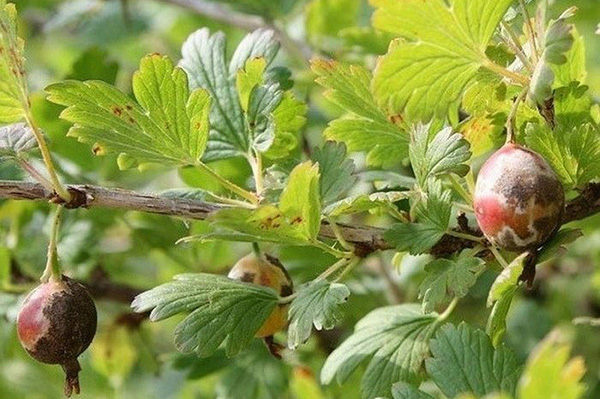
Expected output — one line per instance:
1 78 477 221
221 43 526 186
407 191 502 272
0 181 599 257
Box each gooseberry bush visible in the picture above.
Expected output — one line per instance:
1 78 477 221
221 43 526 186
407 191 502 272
0 0 599 398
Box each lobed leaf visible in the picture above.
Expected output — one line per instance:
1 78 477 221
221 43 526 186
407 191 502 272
425 323 521 398
525 122 600 189
419 256 485 313
0 0 28 123
410 124 471 188
313 59 409 167
321 304 438 399
47 55 212 169
311 141 357 206
324 191 409 217
0 122 36 156
287 280 350 349
371 0 515 121
518 332 586 399
391 383 435 399
486 253 527 347
131 273 279 357
180 28 286 161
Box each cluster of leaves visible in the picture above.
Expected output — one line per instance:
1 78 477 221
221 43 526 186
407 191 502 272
0 0 599 399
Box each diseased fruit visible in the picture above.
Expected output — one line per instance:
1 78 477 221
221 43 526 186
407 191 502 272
17 275 97 397
474 143 565 252
228 253 293 338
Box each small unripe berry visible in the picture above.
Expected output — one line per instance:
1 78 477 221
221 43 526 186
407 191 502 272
17 275 97 397
474 143 565 252
228 253 293 338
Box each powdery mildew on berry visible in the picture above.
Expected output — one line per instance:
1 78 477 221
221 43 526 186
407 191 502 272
474 144 565 252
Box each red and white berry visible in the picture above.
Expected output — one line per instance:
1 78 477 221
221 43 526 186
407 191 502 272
473 143 565 252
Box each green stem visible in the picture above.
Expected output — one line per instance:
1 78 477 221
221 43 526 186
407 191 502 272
326 217 354 251
24 110 71 202
210 194 255 209
386 205 410 223
17 156 54 191
449 175 472 206
446 230 485 243
465 171 476 197
454 202 474 213
247 152 264 197
489 246 509 268
500 21 534 72
333 257 360 282
40 206 64 283
519 0 539 63
312 240 350 259
278 292 297 304
437 297 459 323
482 59 530 86
197 161 258 205
252 242 261 257
505 88 528 144
316 257 352 281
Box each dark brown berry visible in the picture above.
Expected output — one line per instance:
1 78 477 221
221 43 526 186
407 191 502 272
17 275 97 397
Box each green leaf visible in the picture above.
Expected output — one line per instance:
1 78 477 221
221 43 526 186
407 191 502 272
312 59 409 167
414 180 453 232
384 223 447 255
553 27 586 87
287 280 350 350
91 325 138 382
486 253 527 347
371 0 515 121
529 8 576 104
180 29 280 161
204 162 321 245
321 304 438 399
0 122 37 156
279 161 322 241
425 323 521 398
518 332 586 399
410 124 471 188
311 141 357 205
0 1 28 123
131 273 279 357
391 383 435 399
325 118 409 167
66 46 119 84
216 341 289 399
340 27 394 55
206 206 313 246
306 0 359 43
237 57 268 112
46 54 212 169
525 122 600 189
537 228 583 265
385 182 452 255
487 253 527 308
325 191 410 217
265 92 307 160
419 256 485 313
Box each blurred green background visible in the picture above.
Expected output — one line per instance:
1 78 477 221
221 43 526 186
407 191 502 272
0 1 599 398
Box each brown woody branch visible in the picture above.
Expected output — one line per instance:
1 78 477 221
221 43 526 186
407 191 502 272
0 180 599 257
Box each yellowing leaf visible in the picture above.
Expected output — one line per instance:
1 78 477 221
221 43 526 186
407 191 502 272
0 1 29 123
518 331 586 399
